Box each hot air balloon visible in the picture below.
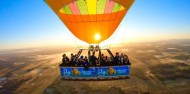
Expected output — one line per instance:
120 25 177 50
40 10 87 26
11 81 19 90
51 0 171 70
44 0 135 80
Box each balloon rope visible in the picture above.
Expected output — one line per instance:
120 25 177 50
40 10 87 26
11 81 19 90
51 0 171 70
123 16 127 44
109 27 119 48
57 1 80 49
109 18 123 48
67 30 81 49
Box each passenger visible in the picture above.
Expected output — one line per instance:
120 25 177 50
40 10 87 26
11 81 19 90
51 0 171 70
77 55 85 67
75 59 79 67
108 56 114 66
124 54 131 65
104 56 110 66
60 54 69 66
120 53 125 65
101 55 106 66
114 52 120 65
101 54 104 59
84 56 88 62
90 52 98 66
83 56 89 69
70 53 75 65
101 54 105 66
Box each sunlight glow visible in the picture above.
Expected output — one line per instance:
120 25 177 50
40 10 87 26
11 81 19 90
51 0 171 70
95 34 101 40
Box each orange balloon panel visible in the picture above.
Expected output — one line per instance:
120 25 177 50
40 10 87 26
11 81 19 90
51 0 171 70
58 10 126 44
44 0 135 44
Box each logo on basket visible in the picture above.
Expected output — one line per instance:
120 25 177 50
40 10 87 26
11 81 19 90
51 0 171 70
107 67 116 75
72 68 80 76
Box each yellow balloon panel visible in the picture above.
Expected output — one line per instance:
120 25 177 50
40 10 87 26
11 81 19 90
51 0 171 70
86 0 97 14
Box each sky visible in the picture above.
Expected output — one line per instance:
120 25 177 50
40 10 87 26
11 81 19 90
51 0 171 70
0 0 190 50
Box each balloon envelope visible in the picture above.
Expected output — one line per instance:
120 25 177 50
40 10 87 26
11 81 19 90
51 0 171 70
44 0 135 44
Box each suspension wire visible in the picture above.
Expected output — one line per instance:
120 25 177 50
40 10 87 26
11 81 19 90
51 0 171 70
109 15 123 48
109 1 129 48
101 0 123 49
69 0 83 49
61 0 80 49
123 15 127 44
49 0 79 48
65 27 81 49
117 0 127 44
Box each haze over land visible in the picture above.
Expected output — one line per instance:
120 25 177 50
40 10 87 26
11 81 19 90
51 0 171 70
0 39 190 94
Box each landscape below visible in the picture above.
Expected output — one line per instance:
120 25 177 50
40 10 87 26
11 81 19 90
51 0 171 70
0 39 190 94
